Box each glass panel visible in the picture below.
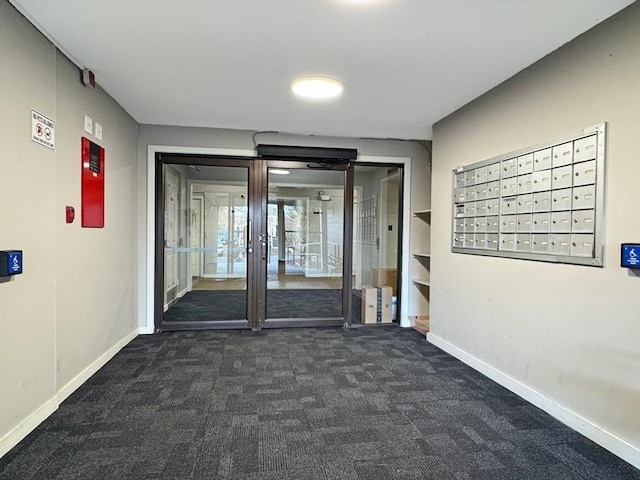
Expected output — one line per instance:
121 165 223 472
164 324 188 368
352 166 401 324
266 167 344 319
163 164 249 322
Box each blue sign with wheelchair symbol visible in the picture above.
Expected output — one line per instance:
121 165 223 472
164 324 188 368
0 250 23 276
8 252 22 274
621 244 640 269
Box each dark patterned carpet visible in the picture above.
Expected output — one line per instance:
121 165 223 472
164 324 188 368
0 328 637 480
164 289 363 322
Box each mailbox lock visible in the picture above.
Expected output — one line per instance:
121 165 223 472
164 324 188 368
575 172 580 176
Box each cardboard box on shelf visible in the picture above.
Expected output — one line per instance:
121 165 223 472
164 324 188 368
372 268 397 295
361 285 392 324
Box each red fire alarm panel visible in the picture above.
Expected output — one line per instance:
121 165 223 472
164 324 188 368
81 137 105 228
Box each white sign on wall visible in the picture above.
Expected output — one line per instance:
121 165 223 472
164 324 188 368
31 109 55 150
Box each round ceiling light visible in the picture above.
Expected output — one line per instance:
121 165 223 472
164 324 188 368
291 77 343 99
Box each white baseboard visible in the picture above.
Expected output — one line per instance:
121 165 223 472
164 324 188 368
1 329 139 459
57 329 139 403
0 396 58 458
426 333 640 470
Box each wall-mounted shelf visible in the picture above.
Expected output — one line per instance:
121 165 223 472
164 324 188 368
410 202 431 335
413 209 431 216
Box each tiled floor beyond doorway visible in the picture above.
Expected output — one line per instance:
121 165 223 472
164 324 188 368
0 328 637 480
191 273 342 290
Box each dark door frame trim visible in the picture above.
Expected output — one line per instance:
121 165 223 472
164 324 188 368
258 159 352 328
154 153 254 332
152 153 406 332
352 162 405 326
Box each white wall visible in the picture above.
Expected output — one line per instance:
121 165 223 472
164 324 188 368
0 0 58 454
429 3 640 467
0 0 139 457
54 51 139 394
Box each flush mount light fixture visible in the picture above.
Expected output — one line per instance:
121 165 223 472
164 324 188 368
291 77 343 99
270 169 290 175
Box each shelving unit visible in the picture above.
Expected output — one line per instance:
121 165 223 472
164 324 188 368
409 209 431 336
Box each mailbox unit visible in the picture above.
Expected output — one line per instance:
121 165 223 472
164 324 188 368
451 123 606 267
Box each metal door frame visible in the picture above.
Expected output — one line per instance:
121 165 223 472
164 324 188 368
154 153 256 331
256 159 353 329
154 154 356 331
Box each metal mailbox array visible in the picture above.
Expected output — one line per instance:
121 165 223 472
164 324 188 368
451 123 606 266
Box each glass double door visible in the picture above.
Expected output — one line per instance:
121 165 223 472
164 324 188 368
156 155 348 331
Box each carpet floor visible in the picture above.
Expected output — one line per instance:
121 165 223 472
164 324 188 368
0 328 636 480
164 289 363 322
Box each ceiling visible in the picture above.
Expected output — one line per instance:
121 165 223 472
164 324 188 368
11 0 633 140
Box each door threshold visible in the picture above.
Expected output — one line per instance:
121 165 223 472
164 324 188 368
159 319 250 331
348 322 399 328
263 318 344 329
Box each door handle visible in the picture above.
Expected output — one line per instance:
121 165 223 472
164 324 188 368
259 233 267 259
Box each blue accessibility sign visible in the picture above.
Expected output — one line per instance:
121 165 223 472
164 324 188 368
0 250 23 276
8 251 22 274
621 244 640 269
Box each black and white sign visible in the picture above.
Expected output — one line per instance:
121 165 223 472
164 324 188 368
31 109 55 150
